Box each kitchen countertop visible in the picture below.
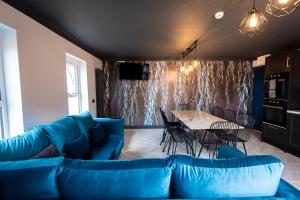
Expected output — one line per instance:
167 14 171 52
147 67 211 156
287 110 300 115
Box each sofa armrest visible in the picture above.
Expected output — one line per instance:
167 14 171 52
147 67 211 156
94 118 125 136
275 179 300 198
217 146 247 159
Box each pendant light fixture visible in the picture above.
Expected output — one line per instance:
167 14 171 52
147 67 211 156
239 0 268 37
180 40 198 75
266 0 300 17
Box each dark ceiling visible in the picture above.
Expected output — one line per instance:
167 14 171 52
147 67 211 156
4 0 300 60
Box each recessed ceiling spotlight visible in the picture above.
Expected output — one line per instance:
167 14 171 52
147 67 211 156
214 11 224 19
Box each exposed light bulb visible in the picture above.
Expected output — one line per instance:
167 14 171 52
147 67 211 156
188 65 193 71
185 69 189 75
180 66 185 72
193 60 198 67
249 14 258 27
278 0 290 4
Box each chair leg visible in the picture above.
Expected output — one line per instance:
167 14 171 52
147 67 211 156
194 139 198 157
173 142 178 155
242 142 248 155
198 131 207 157
160 129 167 145
190 142 195 157
163 135 170 152
167 140 172 155
185 143 189 154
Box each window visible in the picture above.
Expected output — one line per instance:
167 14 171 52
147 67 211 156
0 32 9 139
66 53 89 115
0 23 24 138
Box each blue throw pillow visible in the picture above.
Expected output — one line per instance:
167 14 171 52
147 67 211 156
217 146 247 159
63 134 91 159
0 126 50 161
169 155 284 198
0 166 59 200
43 117 80 154
88 123 107 147
71 111 95 136
57 158 174 199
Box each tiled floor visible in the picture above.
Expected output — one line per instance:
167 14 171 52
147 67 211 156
119 128 300 189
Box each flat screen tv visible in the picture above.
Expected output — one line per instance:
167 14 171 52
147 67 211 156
118 63 149 80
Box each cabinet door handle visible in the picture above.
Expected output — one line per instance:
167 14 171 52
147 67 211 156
286 57 290 68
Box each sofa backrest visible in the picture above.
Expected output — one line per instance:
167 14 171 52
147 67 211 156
57 158 174 199
0 154 288 199
0 166 59 200
0 126 50 161
169 155 284 198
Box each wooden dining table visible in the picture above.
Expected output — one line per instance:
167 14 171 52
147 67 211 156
170 110 243 130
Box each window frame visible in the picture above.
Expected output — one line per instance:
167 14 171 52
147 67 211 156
66 56 83 115
0 32 9 139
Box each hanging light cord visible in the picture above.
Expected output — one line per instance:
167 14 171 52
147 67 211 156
194 43 197 60
252 0 256 9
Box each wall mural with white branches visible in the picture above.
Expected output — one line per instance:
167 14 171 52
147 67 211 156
103 60 253 126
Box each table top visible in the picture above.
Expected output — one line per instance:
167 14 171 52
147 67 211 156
171 110 243 130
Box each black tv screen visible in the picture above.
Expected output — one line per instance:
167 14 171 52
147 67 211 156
118 63 149 80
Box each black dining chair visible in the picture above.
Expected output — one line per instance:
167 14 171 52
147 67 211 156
198 121 239 159
160 109 195 156
159 108 181 145
235 113 255 155
214 106 224 118
224 109 237 122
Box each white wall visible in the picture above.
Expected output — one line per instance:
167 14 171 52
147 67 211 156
0 1 102 131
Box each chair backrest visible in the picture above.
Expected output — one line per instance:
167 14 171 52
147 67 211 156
210 121 239 138
160 108 170 129
177 104 190 111
160 109 178 141
224 109 237 122
214 107 224 118
237 113 255 129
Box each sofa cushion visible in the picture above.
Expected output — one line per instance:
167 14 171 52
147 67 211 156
57 158 174 199
276 179 300 198
0 166 59 200
43 117 80 154
0 126 50 161
32 144 59 159
71 111 95 135
63 134 91 159
169 155 284 198
88 123 107 147
90 134 122 160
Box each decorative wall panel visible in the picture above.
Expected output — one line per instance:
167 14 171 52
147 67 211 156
104 60 253 126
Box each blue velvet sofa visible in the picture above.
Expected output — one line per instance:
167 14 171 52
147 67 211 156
0 112 300 199
0 112 124 161
0 146 299 199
